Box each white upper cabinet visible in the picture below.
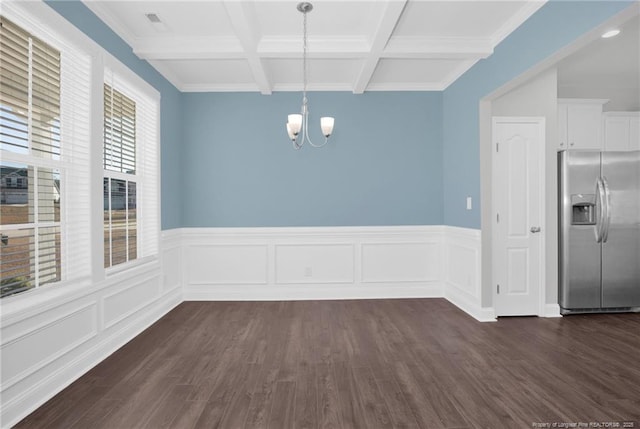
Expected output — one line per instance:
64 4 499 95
558 99 608 150
603 112 640 151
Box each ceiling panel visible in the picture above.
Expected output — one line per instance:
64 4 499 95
393 1 533 39
83 0 546 93
369 58 469 89
251 1 382 39
97 1 236 38
266 58 360 90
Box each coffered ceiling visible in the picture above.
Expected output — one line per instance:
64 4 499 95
83 0 546 94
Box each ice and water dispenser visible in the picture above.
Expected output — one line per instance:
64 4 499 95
571 194 595 225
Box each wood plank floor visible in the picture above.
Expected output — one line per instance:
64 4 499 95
16 299 640 428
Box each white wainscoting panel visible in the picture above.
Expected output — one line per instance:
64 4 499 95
361 242 439 283
161 231 182 293
1 302 97 391
442 226 495 322
182 226 445 301
276 244 354 284
186 244 268 285
103 277 163 329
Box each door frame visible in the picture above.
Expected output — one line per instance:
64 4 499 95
491 116 546 317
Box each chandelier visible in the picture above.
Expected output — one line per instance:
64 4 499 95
286 2 335 149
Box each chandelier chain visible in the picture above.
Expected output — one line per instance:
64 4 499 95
302 8 308 101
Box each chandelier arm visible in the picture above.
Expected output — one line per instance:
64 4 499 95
302 101 327 148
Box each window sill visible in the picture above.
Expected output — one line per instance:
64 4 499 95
104 255 158 278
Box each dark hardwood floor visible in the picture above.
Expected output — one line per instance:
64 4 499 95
16 299 640 428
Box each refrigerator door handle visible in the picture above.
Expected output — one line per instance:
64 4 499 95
602 176 611 243
595 177 606 243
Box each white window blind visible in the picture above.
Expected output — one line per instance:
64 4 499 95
103 69 159 269
0 14 91 298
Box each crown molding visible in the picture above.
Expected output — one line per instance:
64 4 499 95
146 59 187 90
439 59 482 89
180 83 261 93
82 1 138 48
490 0 548 47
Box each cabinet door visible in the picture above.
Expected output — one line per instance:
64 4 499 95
558 104 568 150
604 117 630 151
630 117 640 151
567 104 602 150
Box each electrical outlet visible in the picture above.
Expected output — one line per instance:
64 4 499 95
304 267 312 277
466 196 472 210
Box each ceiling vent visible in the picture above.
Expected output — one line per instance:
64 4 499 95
145 13 162 24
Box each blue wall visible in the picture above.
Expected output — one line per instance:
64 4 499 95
47 0 634 230
182 91 443 227
442 0 634 228
45 1 184 230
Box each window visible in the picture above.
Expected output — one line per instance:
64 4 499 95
1 13 91 299
103 73 158 270
103 84 137 268
1 17 62 297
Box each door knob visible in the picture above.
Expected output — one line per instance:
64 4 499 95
530 226 541 233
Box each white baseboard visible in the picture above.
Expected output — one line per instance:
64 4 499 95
543 303 562 317
184 282 443 301
444 284 496 322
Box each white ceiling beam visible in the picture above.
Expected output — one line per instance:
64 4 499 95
353 0 408 94
383 37 494 59
134 37 244 60
257 36 370 58
223 1 272 95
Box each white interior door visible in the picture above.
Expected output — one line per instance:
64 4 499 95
492 117 545 316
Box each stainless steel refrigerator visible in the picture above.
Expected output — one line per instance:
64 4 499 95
558 150 640 314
